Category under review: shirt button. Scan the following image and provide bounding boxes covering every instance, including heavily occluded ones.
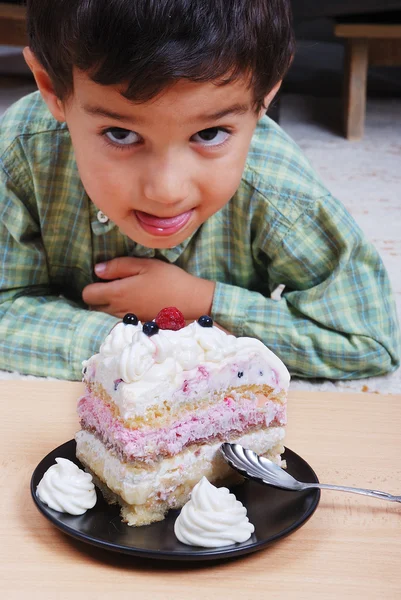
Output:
[97,210,109,224]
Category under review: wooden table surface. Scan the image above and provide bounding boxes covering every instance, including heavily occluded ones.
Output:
[1,381,400,600]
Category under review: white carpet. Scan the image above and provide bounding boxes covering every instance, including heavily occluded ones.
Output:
[0,86,400,392]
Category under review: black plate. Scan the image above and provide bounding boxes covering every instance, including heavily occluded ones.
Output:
[31,440,320,561]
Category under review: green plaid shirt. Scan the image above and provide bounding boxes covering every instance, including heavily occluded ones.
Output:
[0,92,399,380]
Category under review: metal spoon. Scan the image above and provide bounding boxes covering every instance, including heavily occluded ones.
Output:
[220,443,401,503]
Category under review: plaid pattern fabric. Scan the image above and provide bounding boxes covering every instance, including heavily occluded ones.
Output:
[0,92,399,380]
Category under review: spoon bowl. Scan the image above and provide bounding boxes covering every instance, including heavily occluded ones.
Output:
[220,443,401,503]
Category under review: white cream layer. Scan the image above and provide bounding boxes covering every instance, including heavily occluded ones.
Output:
[83,320,290,420]
[75,427,285,506]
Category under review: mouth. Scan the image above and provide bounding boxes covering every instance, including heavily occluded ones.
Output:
[134,209,194,236]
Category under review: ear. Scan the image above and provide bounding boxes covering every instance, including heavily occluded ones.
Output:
[258,80,282,119]
[23,47,66,122]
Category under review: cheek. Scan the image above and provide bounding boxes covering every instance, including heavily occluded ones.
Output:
[72,143,132,203]
[67,124,123,186]
[77,156,116,193]
[199,165,244,215]
[206,143,250,198]
[76,159,134,217]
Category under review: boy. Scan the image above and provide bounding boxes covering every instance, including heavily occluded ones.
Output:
[0,0,399,381]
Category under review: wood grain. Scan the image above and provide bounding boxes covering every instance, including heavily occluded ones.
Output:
[335,21,401,140]
[343,38,369,140]
[335,24,401,39]
[1,382,400,600]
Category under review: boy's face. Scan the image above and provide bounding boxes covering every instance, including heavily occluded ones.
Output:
[56,72,270,249]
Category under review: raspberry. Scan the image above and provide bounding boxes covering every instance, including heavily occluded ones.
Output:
[155,307,186,331]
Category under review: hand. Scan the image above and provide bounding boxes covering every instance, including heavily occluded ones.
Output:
[82,257,216,322]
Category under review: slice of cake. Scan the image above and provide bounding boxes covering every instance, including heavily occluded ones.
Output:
[75,308,290,526]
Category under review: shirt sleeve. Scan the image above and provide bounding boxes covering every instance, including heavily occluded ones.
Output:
[0,167,119,380]
[211,193,400,379]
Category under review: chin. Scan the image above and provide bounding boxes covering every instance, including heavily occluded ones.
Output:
[126,229,189,250]
[148,234,189,249]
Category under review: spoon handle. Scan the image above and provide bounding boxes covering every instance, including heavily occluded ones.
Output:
[302,482,401,502]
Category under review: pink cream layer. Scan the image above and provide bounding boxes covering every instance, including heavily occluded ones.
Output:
[78,394,286,463]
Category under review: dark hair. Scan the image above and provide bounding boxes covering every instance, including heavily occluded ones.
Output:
[26,0,294,110]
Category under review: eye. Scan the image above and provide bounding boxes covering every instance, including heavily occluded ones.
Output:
[103,128,140,146]
[191,127,230,146]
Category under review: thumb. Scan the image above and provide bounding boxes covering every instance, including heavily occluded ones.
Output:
[94,256,148,280]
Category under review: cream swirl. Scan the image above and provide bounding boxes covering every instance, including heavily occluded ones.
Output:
[190,322,238,362]
[174,336,204,370]
[100,321,142,357]
[152,330,176,364]
[118,330,155,381]
[174,477,255,547]
[114,320,289,388]
[36,458,97,515]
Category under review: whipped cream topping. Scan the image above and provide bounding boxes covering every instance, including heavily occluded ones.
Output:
[100,321,142,357]
[174,477,255,547]
[36,458,97,515]
[83,319,290,419]
[113,321,289,385]
[116,323,235,382]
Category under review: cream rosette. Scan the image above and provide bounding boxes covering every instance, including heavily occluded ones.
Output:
[36,458,97,515]
[174,477,255,547]
[100,321,142,357]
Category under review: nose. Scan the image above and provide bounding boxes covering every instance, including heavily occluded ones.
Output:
[142,153,190,205]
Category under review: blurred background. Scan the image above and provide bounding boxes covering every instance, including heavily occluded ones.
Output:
[0,1,400,392]
[1,2,400,124]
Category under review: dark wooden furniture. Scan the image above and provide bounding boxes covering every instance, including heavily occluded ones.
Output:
[0,3,27,46]
[292,1,401,20]
[1,2,400,140]
[335,20,401,140]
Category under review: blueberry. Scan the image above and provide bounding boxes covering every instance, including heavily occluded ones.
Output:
[143,321,159,336]
[123,313,139,325]
[197,315,213,328]
[237,371,244,378]
[114,378,123,391]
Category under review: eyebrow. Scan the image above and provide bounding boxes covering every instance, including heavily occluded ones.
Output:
[82,102,250,124]
[82,104,135,122]
[197,103,250,121]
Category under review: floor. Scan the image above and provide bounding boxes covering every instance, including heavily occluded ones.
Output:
[281,94,401,394]
[0,48,400,393]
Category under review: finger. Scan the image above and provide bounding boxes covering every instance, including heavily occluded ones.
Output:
[83,277,140,309]
[94,256,150,280]
[82,281,114,306]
